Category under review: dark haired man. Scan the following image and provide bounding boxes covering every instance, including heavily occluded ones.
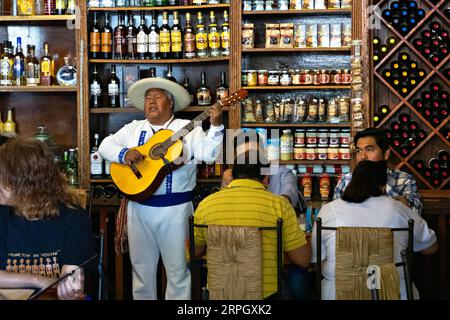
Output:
[333,128,422,214]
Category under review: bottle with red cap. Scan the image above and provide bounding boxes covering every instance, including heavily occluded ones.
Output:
[413,159,425,173]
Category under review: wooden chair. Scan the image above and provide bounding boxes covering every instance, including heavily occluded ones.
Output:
[188,216,283,300]
[315,217,414,300]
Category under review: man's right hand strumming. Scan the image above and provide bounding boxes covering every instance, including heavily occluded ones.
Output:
[124,150,146,165]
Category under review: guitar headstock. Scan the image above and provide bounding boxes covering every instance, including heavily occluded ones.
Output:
[220,90,248,106]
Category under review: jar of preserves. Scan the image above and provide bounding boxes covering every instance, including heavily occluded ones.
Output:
[317,144,328,160]
[304,70,313,85]
[319,69,331,84]
[313,70,321,85]
[295,129,306,144]
[340,129,351,144]
[268,71,280,85]
[294,144,306,160]
[340,144,350,160]
[306,144,317,160]
[317,129,329,145]
[329,129,340,145]
[306,128,318,144]
[278,0,289,10]
[333,69,342,84]
[280,70,292,86]
[247,70,258,86]
[319,174,331,199]
[254,0,265,11]
[258,70,269,86]
[327,144,340,160]
[341,69,352,84]
[243,0,253,11]
[292,69,301,85]
[265,0,276,10]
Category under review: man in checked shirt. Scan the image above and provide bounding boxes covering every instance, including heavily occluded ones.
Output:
[333,128,423,215]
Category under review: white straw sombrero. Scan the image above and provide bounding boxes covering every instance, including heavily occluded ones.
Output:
[127,77,191,112]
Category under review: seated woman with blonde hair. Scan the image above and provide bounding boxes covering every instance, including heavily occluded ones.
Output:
[0,138,95,300]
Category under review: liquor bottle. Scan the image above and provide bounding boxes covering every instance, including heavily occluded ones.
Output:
[40,42,54,86]
[390,120,401,131]
[116,0,129,6]
[398,52,409,62]
[0,41,13,86]
[148,12,160,60]
[171,11,183,59]
[382,9,392,21]
[149,67,157,77]
[408,121,419,131]
[184,12,196,59]
[372,36,381,48]
[55,0,66,15]
[3,109,16,133]
[197,71,211,106]
[380,105,390,118]
[100,0,114,6]
[66,0,76,14]
[437,149,449,166]
[107,65,120,108]
[66,148,78,186]
[430,113,441,126]
[208,11,221,57]
[408,137,418,149]
[399,112,410,124]
[25,45,40,86]
[13,37,25,86]
[423,167,432,181]
[126,12,138,60]
[104,136,113,177]
[56,56,77,86]
[421,107,432,118]
[183,76,195,105]
[221,10,230,56]
[429,157,440,170]
[373,113,381,126]
[164,65,177,83]
[137,11,149,60]
[160,11,171,59]
[413,159,425,172]
[216,71,229,101]
[101,13,113,59]
[430,82,441,93]
[90,65,102,108]
[386,36,397,48]
[91,133,103,177]
[195,12,208,58]
[103,184,117,198]
[382,69,392,80]
[399,143,409,157]
[45,0,55,15]
[114,13,127,60]
[90,12,101,59]
[88,0,100,7]
[390,1,400,10]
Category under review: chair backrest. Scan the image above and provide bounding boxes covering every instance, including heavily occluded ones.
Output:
[189,216,283,300]
[315,217,414,300]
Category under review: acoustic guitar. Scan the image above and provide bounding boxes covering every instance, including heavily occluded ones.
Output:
[110,90,248,202]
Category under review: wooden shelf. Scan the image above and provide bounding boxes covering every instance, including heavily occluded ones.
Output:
[88,4,230,11]
[242,9,352,15]
[90,106,230,113]
[242,122,351,128]
[242,85,351,90]
[243,47,351,53]
[0,86,77,92]
[0,15,76,21]
[89,56,229,64]
[277,160,350,165]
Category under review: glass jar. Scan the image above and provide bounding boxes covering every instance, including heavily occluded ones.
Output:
[313,70,321,85]
[247,70,258,86]
[318,69,331,84]
[243,0,253,11]
[317,129,329,145]
[317,144,328,160]
[329,129,340,145]
[333,69,342,84]
[295,129,306,144]
[254,0,265,10]
[258,70,269,86]
[242,70,248,86]
[292,69,301,85]
[280,70,292,86]
[340,129,351,144]
[327,144,340,160]
[265,0,276,10]
[341,69,352,84]
[306,128,318,144]
[306,144,317,160]
[294,144,306,160]
[278,0,289,10]
[340,144,350,160]
[268,71,280,85]
[304,70,313,85]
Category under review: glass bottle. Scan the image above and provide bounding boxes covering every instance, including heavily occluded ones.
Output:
[148,11,160,60]
[13,37,26,86]
[3,109,16,133]
[35,0,45,14]
[183,12,196,59]
[44,0,55,15]
[142,0,157,6]
[40,42,54,86]
[56,56,77,86]
[101,12,113,59]
[91,133,104,177]
[100,0,114,7]
[171,11,183,59]
[280,129,293,161]
[107,65,120,108]
[0,41,14,87]
[90,65,102,108]
[195,12,208,58]
[90,12,101,59]
[88,0,100,7]
[149,67,157,77]
[160,11,171,59]
[221,10,230,56]
[55,0,66,15]
[183,76,195,105]
[116,0,130,6]
[197,71,211,106]
[216,71,229,101]
[164,64,177,83]
[208,11,221,57]
[17,0,35,15]
[66,148,78,186]
[114,12,127,60]
[25,45,40,86]
[126,11,137,60]
[66,0,76,14]
[137,11,149,60]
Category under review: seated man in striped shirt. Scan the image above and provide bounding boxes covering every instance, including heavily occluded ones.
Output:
[193,142,311,299]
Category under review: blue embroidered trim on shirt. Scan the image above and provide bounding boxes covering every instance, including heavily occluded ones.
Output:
[137,191,193,207]
[166,173,173,194]
[118,148,129,164]
[138,131,147,146]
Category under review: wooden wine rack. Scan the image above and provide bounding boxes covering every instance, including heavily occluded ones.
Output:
[370,0,450,192]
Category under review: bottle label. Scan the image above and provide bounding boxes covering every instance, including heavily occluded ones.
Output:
[13,59,24,80]
[137,31,148,53]
[160,31,171,53]
[90,32,101,53]
[41,61,50,74]
[100,0,114,7]
[56,0,66,9]
[221,31,230,49]
[108,83,119,95]
[90,152,103,175]
[208,31,220,49]
[216,88,229,101]
[0,60,12,77]
[171,30,182,52]
[101,33,112,53]
[196,33,208,50]
[148,32,160,53]
[88,0,100,6]
[197,89,211,105]
[184,33,196,56]
[280,139,293,153]
[90,83,101,96]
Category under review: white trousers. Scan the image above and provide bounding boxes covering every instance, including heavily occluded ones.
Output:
[127,201,192,300]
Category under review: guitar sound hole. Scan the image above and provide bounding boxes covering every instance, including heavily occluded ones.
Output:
[150,144,166,160]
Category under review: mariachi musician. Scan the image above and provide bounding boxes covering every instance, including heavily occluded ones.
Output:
[98,78,224,300]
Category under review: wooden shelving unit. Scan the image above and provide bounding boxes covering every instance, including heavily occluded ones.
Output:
[242,47,351,53]
[0,15,76,21]
[278,160,350,165]
[242,9,352,15]
[242,122,351,128]
[90,56,230,64]
[0,86,77,92]
[87,4,230,11]
[90,106,230,113]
